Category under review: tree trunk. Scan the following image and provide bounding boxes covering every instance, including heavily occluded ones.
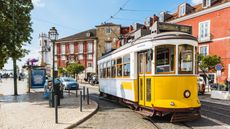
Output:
[13,58,18,96]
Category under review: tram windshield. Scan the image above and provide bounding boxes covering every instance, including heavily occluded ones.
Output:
[155,45,175,74]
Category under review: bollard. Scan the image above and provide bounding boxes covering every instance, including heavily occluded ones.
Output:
[83,86,85,100]
[80,91,82,112]
[55,95,58,123]
[87,88,89,105]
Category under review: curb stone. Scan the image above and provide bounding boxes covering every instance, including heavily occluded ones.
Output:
[65,101,99,129]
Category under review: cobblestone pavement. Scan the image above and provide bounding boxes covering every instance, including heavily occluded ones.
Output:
[0,79,97,129]
[74,83,230,129]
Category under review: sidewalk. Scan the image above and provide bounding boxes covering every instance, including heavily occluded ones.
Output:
[0,79,98,129]
[199,92,230,106]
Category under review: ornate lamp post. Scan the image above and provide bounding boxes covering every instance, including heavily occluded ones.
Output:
[48,27,58,93]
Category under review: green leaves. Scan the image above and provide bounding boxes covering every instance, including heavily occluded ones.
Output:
[198,54,222,72]
[0,0,33,68]
[66,63,85,75]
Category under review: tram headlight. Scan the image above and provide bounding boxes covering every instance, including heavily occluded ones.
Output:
[184,90,191,98]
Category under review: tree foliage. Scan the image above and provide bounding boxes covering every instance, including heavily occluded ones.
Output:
[66,63,85,76]
[58,67,66,76]
[0,0,33,68]
[198,54,222,78]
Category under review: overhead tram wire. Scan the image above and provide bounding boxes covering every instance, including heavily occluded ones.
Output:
[110,17,143,22]
[120,8,155,13]
[104,0,131,23]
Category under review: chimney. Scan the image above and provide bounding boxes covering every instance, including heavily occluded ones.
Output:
[152,15,159,24]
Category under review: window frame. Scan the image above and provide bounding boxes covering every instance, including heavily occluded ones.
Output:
[178,44,194,74]
[199,45,209,56]
[105,27,112,34]
[203,0,211,8]
[61,44,65,55]
[155,45,176,74]
[123,54,131,77]
[78,43,83,54]
[179,3,186,17]
[69,43,74,54]
[198,20,210,42]
[107,61,111,78]
[88,42,93,53]
[111,60,116,78]
[116,57,123,77]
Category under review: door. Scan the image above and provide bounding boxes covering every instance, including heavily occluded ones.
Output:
[138,50,152,107]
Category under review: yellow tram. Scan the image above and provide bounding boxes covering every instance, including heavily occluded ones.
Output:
[98,22,201,122]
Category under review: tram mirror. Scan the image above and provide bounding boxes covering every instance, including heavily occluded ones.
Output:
[147,49,153,60]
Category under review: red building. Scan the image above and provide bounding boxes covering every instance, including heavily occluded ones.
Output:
[55,29,97,77]
[163,0,230,83]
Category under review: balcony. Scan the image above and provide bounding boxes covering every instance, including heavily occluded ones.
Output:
[198,34,212,43]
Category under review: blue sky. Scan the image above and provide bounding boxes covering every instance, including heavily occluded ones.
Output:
[4,0,202,70]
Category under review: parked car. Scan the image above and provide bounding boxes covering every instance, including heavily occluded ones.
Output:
[197,77,205,94]
[59,77,79,90]
[210,83,227,91]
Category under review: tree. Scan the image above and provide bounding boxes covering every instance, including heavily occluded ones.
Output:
[58,67,66,77]
[198,54,222,79]
[0,0,33,95]
[66,63,85,78]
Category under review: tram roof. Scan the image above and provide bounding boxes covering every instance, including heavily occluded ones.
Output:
[99,31,197,60]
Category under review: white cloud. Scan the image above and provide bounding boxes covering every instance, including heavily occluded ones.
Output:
[32,0,45,7]
[191,0,203,5]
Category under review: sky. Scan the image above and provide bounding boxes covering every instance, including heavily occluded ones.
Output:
[3,0,202,70]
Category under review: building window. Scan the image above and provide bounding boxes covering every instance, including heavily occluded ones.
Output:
[100,64,103,78]
[61,55,66,60]
[105,27,112,34]
[88,62,92,67]
[70,43,74,54]
[199,45,208,56]
[105,42,112,52]
[61,44,65,54]
[116,58,122,77]
[88,54,92,60]
[78,43,83,53]
[88,42,93,53]
[203,0,211,8]
[178,44,193,74]
[107,61,111,78]
[199,20,210,42]
[179,4,186,17]
[156,45,175,74]
[111,60,116,78]
[78,54,83,60]
[123,54,130,77]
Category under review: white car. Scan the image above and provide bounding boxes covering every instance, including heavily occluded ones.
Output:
[197,77,205,94]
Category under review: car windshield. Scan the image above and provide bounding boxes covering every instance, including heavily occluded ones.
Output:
[63,78,75,82]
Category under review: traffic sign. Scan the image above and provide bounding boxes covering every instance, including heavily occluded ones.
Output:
[215,63,223,71]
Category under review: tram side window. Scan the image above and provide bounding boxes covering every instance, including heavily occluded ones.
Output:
[107,61,111,78]
[100,64,103,78]
[111,60,116,78]
[123,54,130,77]
[103,63,107,78]
[155,45,175,74]
[178,44,193,74]
[117,58,122,77]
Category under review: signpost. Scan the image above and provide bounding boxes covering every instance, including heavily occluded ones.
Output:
[215,64,223,91]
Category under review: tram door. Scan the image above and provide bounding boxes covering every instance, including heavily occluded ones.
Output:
[138,50,152,107]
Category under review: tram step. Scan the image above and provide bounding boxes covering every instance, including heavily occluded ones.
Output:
[171,111,201,123]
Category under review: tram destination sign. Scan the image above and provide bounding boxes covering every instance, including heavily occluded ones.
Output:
[157,22,192,34]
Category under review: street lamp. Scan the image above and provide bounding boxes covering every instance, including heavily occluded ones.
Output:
[49,27,58,92]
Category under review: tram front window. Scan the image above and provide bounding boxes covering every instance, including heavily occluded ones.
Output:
[178,44,193,74]
[155,45,175,74]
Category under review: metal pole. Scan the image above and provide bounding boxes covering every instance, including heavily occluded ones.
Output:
[52,40,55,95]
[87,88,89,105]
[55,95,58,123]
[83,86,85,100]
[80,91,82,112]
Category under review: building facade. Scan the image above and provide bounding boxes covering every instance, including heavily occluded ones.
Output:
[166,0,230,83]
[39,33,52,75]
[55,29,97,77]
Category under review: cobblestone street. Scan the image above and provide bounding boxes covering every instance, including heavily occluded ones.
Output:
[0,79,97,129]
